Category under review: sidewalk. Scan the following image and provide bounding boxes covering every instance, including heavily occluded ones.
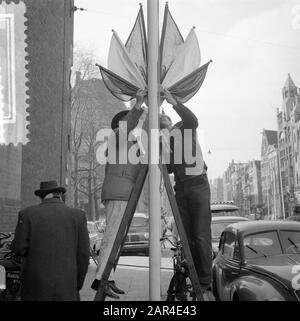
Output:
[80,248,213,301]
[80,249,174,301]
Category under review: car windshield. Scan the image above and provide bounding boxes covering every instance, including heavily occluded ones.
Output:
[212,221,240,240]
[131,217,148,227]
[280,230,300,254]
[244,231,282,259]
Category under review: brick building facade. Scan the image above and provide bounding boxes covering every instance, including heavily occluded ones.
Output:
[0,0,74,231]
[277,74,300,217]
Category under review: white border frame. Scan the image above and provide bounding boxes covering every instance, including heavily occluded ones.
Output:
[0,13,16,123]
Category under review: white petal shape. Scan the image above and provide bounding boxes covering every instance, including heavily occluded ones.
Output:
[108,30,146,89]
[162,28,201,89]
[160,3,184,82]
[125,5,147,82]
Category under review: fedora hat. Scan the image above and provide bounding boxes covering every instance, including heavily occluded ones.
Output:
[111,110,129,130]
[34,180,66,197]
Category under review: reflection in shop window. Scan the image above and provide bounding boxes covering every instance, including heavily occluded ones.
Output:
[0,2,28,145]
[0,13,16,123]
[0,1,27,232]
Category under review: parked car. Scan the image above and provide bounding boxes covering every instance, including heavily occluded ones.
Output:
[121,213,149,256]
[87,221,103,255]
[212,220,300,301]
[211,216,249,259]
[211,202,240,217]
[286,215,300,222]
[248,213,263,220]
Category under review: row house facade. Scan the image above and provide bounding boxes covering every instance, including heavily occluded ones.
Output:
[223,161,241,203]
[222,75,299,220]
[277,74,300,217]
[261,129,283,219]
[223,160,263,217]
[245,160,263,216]
[211,177,224,203]
[223,161,246,214]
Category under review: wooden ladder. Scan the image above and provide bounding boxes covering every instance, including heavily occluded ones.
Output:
[93,164,204,301]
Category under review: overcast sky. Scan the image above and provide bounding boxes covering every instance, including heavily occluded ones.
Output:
[74,0,300,180]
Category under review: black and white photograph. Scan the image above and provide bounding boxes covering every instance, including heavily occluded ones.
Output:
[0,0,300,308]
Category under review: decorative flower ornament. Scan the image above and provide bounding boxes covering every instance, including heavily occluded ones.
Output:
[97,3,212,105]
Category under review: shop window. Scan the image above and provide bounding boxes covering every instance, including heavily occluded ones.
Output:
[0,2,28,145]
[0,2,28,232]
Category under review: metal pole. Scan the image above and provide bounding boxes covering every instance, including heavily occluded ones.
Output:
[147,0,161,300]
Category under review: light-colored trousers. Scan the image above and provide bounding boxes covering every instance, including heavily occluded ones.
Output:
[95,200,127,281]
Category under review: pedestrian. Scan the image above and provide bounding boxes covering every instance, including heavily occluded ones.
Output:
[286,205,300,222]
[91,89,147,299]
[11,180,90,301]
[160,89,212,293]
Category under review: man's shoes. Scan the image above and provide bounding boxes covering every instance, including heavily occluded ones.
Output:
[109,281,125,295]
[104,285,120,299]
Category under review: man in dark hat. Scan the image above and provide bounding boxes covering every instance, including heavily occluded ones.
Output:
[92,89,148,299]
[286,205,300,222]
[11,181,90,301]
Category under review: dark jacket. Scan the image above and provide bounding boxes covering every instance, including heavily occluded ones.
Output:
[101,106,147,202]
[167,102,205,182]
[11,198,90,301]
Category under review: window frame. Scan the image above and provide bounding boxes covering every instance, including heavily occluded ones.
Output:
[278,229,300,254]
[242,229,283,260]
[221,231,240,262]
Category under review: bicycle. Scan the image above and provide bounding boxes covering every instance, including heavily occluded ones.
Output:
[161,236,196,301]
[0,232,22,301]
[89,246,99,266]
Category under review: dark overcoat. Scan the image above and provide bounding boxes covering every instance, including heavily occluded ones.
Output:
[11,198,90,301]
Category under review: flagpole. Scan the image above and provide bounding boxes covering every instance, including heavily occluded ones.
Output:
[147,0,161,300]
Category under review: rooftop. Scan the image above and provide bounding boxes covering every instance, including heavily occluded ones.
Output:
[226,220,300,235]
[211,203,239,212]
[212,216,249,222]
[264,130,278,146]
[284,73,297,90]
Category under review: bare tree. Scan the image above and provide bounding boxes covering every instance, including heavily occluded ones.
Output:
[70,47,104,220]
[75,97,105,220]
[71,47,99,85]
